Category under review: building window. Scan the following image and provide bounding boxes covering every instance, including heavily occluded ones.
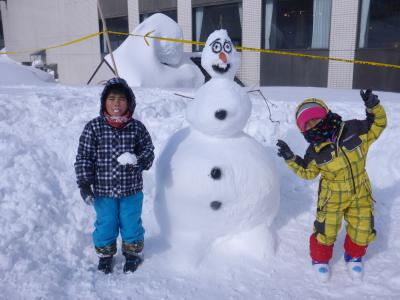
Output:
[192,3,242,52]
[359,0,400,49]
[99,16,129,56]
[140,10,177,23]
[0,12,4,49]
[262,0,331,49]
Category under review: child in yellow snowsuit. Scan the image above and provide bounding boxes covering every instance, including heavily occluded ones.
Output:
[276,89,386,281]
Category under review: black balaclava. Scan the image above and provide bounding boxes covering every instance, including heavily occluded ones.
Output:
[303,111,342,146]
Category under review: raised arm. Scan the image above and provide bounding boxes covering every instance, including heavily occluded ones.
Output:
[358,89,387,148]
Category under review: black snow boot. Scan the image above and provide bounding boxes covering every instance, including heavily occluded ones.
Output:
[123,254,143,273]
[97,256,113,274]
[122,240,144,273]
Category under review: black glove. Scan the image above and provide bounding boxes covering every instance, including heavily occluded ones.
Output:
[360,89,380,109]
[276,139,295,161]
[79,184,94,206]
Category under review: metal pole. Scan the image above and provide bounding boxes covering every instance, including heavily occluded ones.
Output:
[97,0,119,77]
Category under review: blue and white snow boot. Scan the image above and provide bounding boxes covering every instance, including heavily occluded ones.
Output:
[312,260,330,283]
[344,253,363,280]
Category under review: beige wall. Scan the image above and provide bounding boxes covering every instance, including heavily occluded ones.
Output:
[240,0,261,86]
[128,0,140,33]
[177,0,192,52]
[1,0,102,85]
[327,0,360,89]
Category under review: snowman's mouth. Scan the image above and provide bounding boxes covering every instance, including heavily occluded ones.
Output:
[212,63,231,74]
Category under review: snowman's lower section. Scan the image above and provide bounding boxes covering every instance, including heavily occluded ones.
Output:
[163,224,275,269]
[155,128,280,268]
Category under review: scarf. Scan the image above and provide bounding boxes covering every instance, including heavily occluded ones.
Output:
[104,111,132,128]
[303,111,342,146]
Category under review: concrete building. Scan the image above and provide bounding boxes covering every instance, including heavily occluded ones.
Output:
[1,0,399,91]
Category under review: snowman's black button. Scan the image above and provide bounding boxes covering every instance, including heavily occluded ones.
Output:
[210,201,222,210]
[215,110,227,120]
[210,167,222,179]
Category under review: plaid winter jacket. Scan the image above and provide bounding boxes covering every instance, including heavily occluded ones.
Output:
[286,102,386,188]
[75,116,155,198]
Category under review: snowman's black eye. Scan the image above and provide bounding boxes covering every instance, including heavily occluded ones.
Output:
[212,41,222,53]
[223,42,232,53]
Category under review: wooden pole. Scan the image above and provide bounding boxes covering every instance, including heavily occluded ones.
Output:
[97,0,119,77]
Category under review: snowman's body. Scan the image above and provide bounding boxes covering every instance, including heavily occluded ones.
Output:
[156,129,279,264]
[155,30,280,267]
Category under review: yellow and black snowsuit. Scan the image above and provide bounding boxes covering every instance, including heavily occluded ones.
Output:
[286,99,387,247]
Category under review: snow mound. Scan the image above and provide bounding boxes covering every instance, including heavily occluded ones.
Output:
[0,50,55,85]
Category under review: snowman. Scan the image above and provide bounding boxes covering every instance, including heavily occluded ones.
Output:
[155,30,280,267]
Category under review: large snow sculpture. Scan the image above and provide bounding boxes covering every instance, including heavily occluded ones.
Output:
[106,13,204,88]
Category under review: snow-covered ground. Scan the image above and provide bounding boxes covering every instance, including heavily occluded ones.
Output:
[0,82,399,299]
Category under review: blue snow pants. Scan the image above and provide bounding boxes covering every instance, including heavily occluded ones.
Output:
[93,192,145,248]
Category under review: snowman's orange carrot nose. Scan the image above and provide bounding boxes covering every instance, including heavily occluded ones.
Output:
[219,52,227,64]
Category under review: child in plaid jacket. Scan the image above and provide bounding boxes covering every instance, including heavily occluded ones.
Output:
[75,77,154,274]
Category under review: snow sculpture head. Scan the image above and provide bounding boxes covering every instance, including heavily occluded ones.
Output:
[149,13,184,66]
[131,13,183,66]
[201,29,240,80]
[186,78,251,137]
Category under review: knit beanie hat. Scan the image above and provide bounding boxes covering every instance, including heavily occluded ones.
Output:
[296,101,328,132]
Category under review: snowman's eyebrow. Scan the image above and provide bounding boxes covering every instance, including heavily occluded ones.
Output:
[210,38,221,45]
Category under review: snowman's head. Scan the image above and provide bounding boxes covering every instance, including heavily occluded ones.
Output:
[201,29,240,80]
[186,78,251,137]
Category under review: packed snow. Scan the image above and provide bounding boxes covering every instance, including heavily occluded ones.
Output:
[117,152,138,166]
[106,13,204,88]
[1,79,400,299]
[0,50,54,85]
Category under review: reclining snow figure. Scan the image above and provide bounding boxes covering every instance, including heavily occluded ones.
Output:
[106,13,203,88]
[155,29,280,268]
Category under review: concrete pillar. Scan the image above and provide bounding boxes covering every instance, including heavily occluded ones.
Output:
[240,0,262,87]
[327,0,360,89]
[177,0,192,52]
[127,0,140,33]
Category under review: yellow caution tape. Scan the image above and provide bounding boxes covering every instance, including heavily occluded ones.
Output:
[133,30,400,69]
[0,31,105,55]
[1,29,399,70]
[236,46,400,70]
[107,30,205,46]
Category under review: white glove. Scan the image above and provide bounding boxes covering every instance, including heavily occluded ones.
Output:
[117,152,137,166]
